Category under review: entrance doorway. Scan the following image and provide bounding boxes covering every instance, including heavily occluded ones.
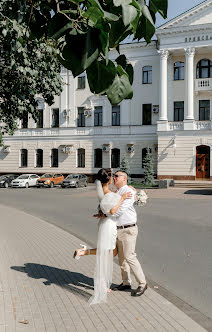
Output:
[196,145,210,179]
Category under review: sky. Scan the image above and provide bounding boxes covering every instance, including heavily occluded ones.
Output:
[156,0,206,27]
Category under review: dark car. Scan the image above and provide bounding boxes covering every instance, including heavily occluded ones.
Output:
[0,174,19,188]
[61,174,88,188]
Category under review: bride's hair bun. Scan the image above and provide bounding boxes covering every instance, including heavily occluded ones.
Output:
[97,168,112,184]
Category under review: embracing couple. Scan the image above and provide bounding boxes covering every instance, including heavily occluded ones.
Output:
[73,168,147,305]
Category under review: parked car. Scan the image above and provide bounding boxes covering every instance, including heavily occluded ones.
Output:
[0,174,19,188]
[61,174,88,188]
[11,174,40,188]
[37,173,64,188]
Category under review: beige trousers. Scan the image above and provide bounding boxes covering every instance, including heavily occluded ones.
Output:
[116,225,146,287]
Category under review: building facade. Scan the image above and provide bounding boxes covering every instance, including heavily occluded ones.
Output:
[1,0,212,180]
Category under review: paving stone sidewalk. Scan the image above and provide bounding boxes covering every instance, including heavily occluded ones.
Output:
[0,204,207,332]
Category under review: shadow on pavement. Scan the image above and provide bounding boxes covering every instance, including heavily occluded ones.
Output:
[11,263,93,300]
[184,189,212,195]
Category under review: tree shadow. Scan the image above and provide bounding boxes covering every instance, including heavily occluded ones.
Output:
[184,189,212,195]
[11,263,93,300]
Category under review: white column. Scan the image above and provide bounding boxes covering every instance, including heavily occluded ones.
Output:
[185,47,195,120]
[158,50,169,121]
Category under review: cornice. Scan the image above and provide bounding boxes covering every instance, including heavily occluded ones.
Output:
[157,0,212,30]
[156,23,212,37]
[119,41,157,51]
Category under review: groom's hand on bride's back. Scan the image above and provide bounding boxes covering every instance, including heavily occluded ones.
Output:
[93,211,105,219]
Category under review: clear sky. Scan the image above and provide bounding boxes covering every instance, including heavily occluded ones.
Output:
[156,0,206,27]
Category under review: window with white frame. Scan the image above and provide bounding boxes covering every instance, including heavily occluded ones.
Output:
[199,100,210,120]
[94,106,103,126]
[77,107,85,127]
[174,102,184,121]
[111,148,120,168]
[52,108,59,128]
[142,104,152,125]
[20,149,28,167]
[78,148,85,167]
[78,72,86,89]
[36,149,43,167]
[36,110,43,128]
[94,149,102,168]
[112,106,120,126]
[174,62,184,80]
[142,66,152,84]
[197,59,212,79]
[51,149,58,167]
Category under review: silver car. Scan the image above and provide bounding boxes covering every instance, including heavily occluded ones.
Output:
[61,174,88,188]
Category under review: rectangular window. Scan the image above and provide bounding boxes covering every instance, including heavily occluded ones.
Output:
[78,149,85,168]
[78,74,86,89]
[199,100,210,120]
[36,110,43,128]
[142,66,152,84]
[94,106,103,126]
[94,149,102,168]
[142,104,152,125]
[77,107,85,127]
[112,106,120,126]
[52,108,59,128]
[20,149,28,167]
[21,112,28,129]
[174,101,184,121]
[51,149,58,167]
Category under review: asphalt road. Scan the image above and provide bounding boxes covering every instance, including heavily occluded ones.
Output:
[0,186,212,325]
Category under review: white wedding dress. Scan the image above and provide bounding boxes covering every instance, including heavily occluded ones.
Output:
[89,181,121,305]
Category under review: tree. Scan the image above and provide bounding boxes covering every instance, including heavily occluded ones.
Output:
[120,154,131,184]
[143,148,155,186]
[0,0,167,134]
[0,0,63,135]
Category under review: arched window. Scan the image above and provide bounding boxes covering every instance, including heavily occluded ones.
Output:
[51,149,58,167]
[174,62,184,80]
[36,149,43,168]
[20,149,28,167]
[142,66,152,84]
[78,148,85,168]
[196,59,212,79]
[111,148,120,168]
[94,149,102,168]
[142,148,152,168]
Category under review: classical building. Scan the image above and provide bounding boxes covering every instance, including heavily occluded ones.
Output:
[1,0,212,180]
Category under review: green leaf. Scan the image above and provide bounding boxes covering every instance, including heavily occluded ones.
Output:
[86,59,116,94]
[150,0,168,19]
[89,0,119,21]
[48,13,70,38]
[122,4,138,26]
[59,28,100,77]
[106,73,133,105]
[113,0,131,6]
[82,7,103,27]
[135,14,155,42]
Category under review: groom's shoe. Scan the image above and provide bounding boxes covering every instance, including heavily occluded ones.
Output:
[112,283,131,291]
[132,284,148,297]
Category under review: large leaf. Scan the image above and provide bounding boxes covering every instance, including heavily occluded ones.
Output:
[135,14,155,42]
[86,59,116,94]
[89,0,119,21]
[59,28,100,77]
[109,19,132,48]
[115,55,134,84]
[106,73,133,105]
[150,0,168,19]
[122,3,138,26]
[81,7,103,27]
[48,13,70,38]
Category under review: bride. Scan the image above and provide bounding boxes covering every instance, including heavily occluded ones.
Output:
[73,168,132,305]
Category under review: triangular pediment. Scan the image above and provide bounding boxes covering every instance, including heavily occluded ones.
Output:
[157,0,212,30]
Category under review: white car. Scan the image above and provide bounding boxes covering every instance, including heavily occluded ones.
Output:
[11,174,40,188]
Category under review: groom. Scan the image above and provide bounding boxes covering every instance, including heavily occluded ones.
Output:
[112,171,147,296]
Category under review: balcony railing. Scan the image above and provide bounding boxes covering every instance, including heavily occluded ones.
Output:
[169,122,184,131]
[194,121,211,130]
[195,78,212,91]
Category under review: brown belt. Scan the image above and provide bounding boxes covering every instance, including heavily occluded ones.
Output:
[117,224,136,229]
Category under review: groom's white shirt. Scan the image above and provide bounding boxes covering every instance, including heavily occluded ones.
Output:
[113,185,137,226]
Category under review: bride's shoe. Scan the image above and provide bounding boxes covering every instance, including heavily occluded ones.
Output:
[73,244,87,260]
